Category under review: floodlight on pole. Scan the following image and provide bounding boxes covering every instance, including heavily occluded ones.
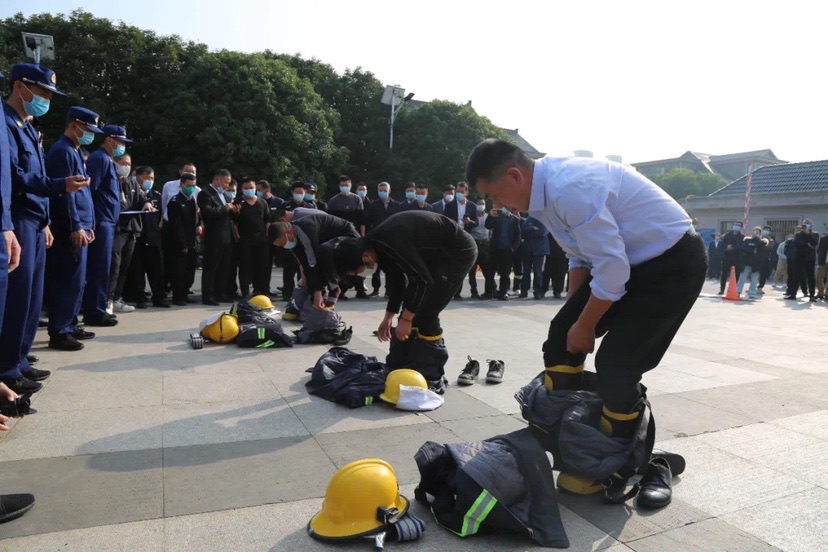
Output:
[21,32,55,65]
[381,85,414,149]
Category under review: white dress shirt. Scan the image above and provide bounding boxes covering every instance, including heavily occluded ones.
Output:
[456,200,467,224]
[528,156,691,301]
[162,179,201,220]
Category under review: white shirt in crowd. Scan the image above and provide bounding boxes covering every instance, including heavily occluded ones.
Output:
[528,156,691,302]
[455,200,467,224]
[161,179,201,220]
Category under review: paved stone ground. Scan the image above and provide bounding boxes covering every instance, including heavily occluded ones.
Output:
[1,273,826,551]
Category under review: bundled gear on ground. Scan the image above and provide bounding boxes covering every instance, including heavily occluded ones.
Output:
[306,347,389,408]
[236,319,294,348]
[294,306,353,346]
[386,329,448,392]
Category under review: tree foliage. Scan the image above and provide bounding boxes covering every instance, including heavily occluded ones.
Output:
[653,168,728,200]
[1,10,512,198]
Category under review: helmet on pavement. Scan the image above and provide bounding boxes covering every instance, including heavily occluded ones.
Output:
[379,369,428,405]
[249,294,275,310]
[308,458,409,540]
[200,313,240,344]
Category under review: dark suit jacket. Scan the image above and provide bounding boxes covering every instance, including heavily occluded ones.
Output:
[443,200,479,232]
[197,184,233,244]
[167,192,198,251]
[363,199,401,232]
[292,213,360,293]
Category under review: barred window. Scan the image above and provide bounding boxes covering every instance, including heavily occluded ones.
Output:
[765,219,798,240]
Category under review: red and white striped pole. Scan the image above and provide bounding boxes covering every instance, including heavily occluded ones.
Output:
[742,162,754,231]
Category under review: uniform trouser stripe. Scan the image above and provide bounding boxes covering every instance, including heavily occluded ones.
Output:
[460,490,498,536]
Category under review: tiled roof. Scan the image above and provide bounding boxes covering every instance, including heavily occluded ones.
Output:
[504,128,544,158]
[709,159,828,196]
[709,149,781,163]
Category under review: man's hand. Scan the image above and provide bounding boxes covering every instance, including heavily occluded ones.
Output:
[726,245,733,251]
[377,312,394,342]
[71,229,89,248]
[88,229,96,244]
[0,382,18,403]
[64,175,90,192]
[4,231,20,272]
[312,291,325,310]
[44,225,54,249]
[395,316,413,342]
[566,320,596,355]
[196,226,204,238]
[142,202,156,212]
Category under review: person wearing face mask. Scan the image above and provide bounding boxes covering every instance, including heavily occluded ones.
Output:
[735,226,766,299]
[166,173,199,306]
[44,107,101,352]
[233,177,271,297]
[361,182,401,296]
[792,219,818,301]
[197,169,237,306]
[402,183,417,207]
[356,183,370,205]
[223,179,243,300]
[485,205,522,300]
[443,182,478,299]
[82,124,134,327]
[1,68,94,385]
[468,199,492,299]
[327,175,364,229]
[275,182,314,299]
[719,222,744,295]
[431,184,456,215]
[268,212,360,309]
[328,211,478,392]
[774,233,792,287]
[126,167,168,309]
[304,182,327,213]
[402,184,434,212]
[109,162,157,314]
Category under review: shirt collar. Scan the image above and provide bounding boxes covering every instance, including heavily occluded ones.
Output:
[528,159,545,213]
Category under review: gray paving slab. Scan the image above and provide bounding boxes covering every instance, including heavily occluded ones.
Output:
[30,371,163,411]
[314,423,459,485]
[423,387,505,422]
[648,394,757,438]
[163,435,336,517]
[162,372,281,405]
[692,421,821,459]
[0,519,164,551]
[770,409,828,439]
[0,405,163,461]
[0,449,163,538]
[626,518,782,551]
[441,413,528,442]
[723,487,828,552]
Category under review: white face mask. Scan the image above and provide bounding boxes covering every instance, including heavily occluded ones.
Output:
[116,164,131,178]
[361,260,378,279]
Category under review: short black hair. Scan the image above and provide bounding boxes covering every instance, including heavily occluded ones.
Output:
[443,184,456,192]
[330,237,367,275]
[214,169,231,179]
[136,166,154,177]
[180,173,196,183]
[268,222,291,242]
[181,162,196,170]
[465,139,532,186]
[273,208,289,221]
[405,182,416,190]
[290,181,305,191]
[257,180,271,191]
[240,176,256,185]
[338,175,351,183]
[415,183,428,191]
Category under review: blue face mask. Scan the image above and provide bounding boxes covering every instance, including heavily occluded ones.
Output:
[762,230,770,237]
[256,191,264,198]
[416,194,426,203]
[378,191,389,200]
[357,190,367,199]
[339,186,351,194]
[284,238,298,250]
[224,190,235,200]
[304,193,314,202]
[113,144,126,157]
[243,189,256,198]
[805,224,812,230]
[293,193,304,202]
[405,191,415,200]
[455,192,466,202]
[78,130,95,146]
[501,207,509,215]
[23,87,50,117]
[141,180,153,192]
[732,225,741,232]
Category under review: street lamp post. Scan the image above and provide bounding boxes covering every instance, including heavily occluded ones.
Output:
[380,85,414,149]
[21,32,56,64]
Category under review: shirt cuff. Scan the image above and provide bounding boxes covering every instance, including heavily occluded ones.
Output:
[589,278,626,302]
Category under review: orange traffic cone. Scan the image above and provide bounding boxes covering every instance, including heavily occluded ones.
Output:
[722,266,741,302]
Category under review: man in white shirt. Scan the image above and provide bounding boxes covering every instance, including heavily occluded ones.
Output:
[161,163,199,221]
[467,139,705,497]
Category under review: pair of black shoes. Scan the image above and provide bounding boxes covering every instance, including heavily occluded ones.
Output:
[1,364,51,394]
[457,357,505,386]
[0,494,35,524]
[603,450,683,509]
[84,313,118,327]
[48,327,96,351]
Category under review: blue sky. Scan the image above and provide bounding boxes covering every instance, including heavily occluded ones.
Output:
[4,0,826,164]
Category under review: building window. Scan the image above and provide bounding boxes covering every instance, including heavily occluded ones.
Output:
[765,219,798,240]
[720,220,740,234]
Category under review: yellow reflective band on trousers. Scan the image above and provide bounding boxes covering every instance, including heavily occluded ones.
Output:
[460,490,498,536]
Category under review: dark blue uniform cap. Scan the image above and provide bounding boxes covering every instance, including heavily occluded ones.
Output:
[9,63,66,97]
[101,124,133,143]
[69,106,104,134]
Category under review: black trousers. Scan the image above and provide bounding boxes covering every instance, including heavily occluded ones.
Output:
[370,269,384,292]
[542,249,568,296]
[127,242,166,303]
[273,247,297,295]
[797,258,816,297]
[469,239,490,294]
[202,240,232,301]
[487,248,514,297]
[512,247,523,290]
[786,259,808,297]
[238,239,270,297]
[412,235,477,336]
[543,232,706,413]
[720,254,741,291]
[521,253,545,296]
[171,248,197,301]
[108,231,136,302]
[707,255,722,279]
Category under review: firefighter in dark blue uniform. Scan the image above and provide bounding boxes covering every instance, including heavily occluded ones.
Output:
[0,65,92,390]
[83,124,132,326]
[45,107,101,351]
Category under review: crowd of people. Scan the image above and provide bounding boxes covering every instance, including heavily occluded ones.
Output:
[707,220,827,301]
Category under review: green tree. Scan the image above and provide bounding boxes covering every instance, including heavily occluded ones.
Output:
[653,168,728,200]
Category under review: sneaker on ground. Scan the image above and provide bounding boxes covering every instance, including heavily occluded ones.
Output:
[113,299,135,313]
[457,356,480,386]
[485,359,505,383]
